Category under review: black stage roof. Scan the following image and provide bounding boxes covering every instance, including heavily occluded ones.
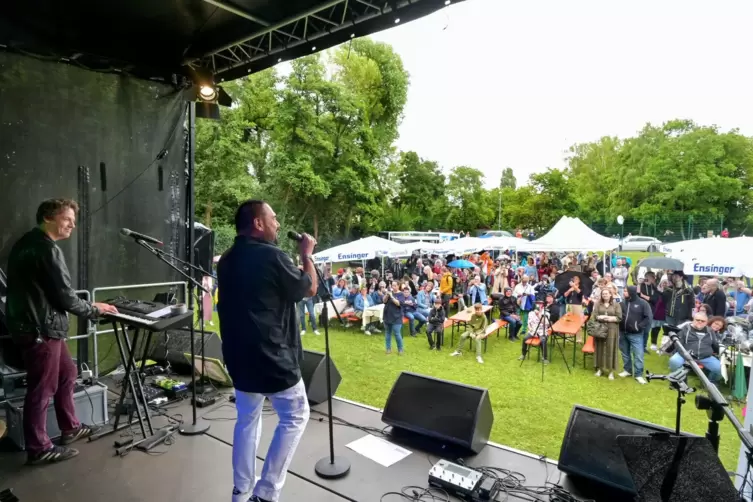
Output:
[0,0,464,84]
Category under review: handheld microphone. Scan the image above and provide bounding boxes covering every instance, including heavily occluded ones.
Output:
[120,228,164,246]
[287,230,303,242]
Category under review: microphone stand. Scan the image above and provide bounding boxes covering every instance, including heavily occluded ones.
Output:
[310,257,350,479]
[133,239,211,435]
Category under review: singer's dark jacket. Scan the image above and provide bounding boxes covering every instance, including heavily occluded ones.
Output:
[6,227,98,342]
[217,235,311,394]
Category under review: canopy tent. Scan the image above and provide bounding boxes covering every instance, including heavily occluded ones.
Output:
[387,241,445,257]
[313,236,402,263]
[434,237,488,255]
[663,237,753,277]
[481,236,531,251]
[521,216,620,252]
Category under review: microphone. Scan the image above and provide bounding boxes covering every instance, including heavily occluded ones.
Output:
[287,230,303,242]
[120,228,164,246]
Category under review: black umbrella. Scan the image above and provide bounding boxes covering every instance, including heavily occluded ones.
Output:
[554,271,594,299]
[637,256,684,271]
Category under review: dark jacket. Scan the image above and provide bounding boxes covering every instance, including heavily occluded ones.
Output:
[428,306,446,326]
[383,292,403,325]
[703,289,727,318]
[662,282,695,322]
[498,295,517,317]
[6,228,98,341]
[639,282,660,311]
[676,324,718,360]
[620,286,652,334]
[218,235,312,394]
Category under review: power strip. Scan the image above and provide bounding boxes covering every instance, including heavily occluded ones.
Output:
[193,396,217,408]
[428,460,498,501]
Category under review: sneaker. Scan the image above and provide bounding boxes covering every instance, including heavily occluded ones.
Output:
[476,356,484,364]
[618,371,631,378]
[314,330,321,336]
[594,369,602,377]
[636,376,647,385]
[608,372,615,380]
[450,351,461,357]
[364,330,371,336]
[60,424,98,445]
[372,328,381,333]
[650,344,657,351]
[385,350,391,355]
[518,355,525,361]
[27,445,79,465]
[542,359,550,365]
[301,330,306,336]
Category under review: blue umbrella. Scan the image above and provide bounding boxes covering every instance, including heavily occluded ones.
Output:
[448,259,475,269]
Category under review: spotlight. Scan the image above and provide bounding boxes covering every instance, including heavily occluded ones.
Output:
[350,33,355,38]
[278,58,282,63]
[394,18,400,24]
[198,85,218,101]
[311,46,317,51]
[444,0,451,4]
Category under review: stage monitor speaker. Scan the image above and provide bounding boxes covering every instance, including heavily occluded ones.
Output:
[381,371,493,454]
[557,405,698,498]
[193,222,215,281]
[147,329,223,369]
[300,349,341,405]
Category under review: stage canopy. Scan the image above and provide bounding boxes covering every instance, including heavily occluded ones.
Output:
[522,216,620,252]
[313,236,402,263]
[0,0,464,84]
[663,236,753,277]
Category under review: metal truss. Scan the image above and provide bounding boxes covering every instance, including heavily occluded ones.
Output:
[190,0,423,77]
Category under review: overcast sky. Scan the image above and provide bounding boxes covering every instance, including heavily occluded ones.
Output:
[366,0,753,187]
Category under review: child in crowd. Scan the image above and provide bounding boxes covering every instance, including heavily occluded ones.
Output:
[450,303,488,364]
[426,297,446,351]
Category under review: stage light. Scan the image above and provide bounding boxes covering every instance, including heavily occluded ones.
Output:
[198,85,218,101]
[278,58,282,63]
[445,0,451,4]
[394,18,400,24]
[350,33,355,38]
[311,46,317,51]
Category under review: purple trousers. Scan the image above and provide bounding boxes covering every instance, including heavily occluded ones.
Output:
[22,337,80,454]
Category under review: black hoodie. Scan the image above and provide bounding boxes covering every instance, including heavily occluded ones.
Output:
[620,286,653,334]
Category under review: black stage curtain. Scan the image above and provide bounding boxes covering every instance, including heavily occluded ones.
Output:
[0,51,187,290]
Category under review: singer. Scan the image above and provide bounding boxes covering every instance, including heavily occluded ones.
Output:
[6,198,118,465]
[218,200,317,502]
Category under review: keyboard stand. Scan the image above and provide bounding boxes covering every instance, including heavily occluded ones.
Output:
[90,321,164,453]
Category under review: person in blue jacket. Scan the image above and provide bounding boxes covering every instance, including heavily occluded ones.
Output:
[467,275,488,306]
[416,282,434,318]
[354,287,380,335]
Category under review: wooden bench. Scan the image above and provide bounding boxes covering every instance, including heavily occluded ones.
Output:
[459,320,506,353]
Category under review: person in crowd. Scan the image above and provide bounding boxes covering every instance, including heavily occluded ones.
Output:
[514,275,536,335]
[702,278,728,317]
[537,256,550,285]
[612,259,628,298]
[345,285,359,310]
[662,272,695,326]
[535,276,557,303]
[467,275,488,306]
[439,266,454,311]
[397,284,426,337]
[589,288,623,380]
[669,312,721,383]
[497,287,522,341]
[649,278,668,353]
[422,265,436,287]
[332,278,348,300]
[564,275,584,315]
[426,297,446,350]
[524,258,538,282]
[708,315,728,344]
[639,272,660,353]
[619,286,653,384]
[518,300,550,364]
[382,282,405,355]
[491,263,509,294]
[416,282,434,319]
[603,272,620,302]
[353,267,365,288]
[354,287,381,335]
[297,295,320,336]
[450,303,488,364]
[727,280,752,316]
[453,269,468,311]
[371,281,387,305]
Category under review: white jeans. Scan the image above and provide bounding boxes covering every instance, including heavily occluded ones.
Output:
[232,379,310,502]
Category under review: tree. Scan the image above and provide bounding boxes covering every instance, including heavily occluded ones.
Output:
[394,151,448,230]
[445,166,494,232]
[500,167,517,189]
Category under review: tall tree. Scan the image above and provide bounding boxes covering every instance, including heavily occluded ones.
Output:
[500,167,517,189]
[445,166,494,232]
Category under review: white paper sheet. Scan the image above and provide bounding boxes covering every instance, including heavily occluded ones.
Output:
[345,434,411,467]
[146,306,173,319]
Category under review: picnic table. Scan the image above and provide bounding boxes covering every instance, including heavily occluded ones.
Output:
[448,305,493,346]
[550,312,586,372]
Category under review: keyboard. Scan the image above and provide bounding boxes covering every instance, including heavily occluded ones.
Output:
[109,312,158,326]
[103,309,193,332]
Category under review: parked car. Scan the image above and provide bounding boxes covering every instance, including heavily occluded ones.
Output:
[479,230,515,238]
[619,235,662,252]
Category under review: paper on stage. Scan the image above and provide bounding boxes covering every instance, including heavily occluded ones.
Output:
[345,434,411,467]
[146,306,173,319]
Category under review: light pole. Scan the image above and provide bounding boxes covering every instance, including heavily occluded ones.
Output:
[617,215,624,249]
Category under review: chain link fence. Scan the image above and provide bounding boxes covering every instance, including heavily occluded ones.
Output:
[586,215,735,243]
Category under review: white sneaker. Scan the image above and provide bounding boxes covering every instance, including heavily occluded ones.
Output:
[372,328,381,333]
[608,372,615,380]
[301,330,306,336]
[314,330,321,336]
[636,377,647,385]
[650,344,657,351]
[594,369,602,377]
[364,330,371,336]
[476,356,484,364]
[618,371,631,378]
[450,351,461,357]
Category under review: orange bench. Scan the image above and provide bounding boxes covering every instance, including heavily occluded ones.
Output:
[520,336,542,363]
[582,335,595,368]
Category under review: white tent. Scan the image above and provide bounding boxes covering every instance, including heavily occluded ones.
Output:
[522,216,620,252]
[482,235,531,251]
[312,236,403,263]
[663,236,753,277]
[387,241,445,257]
[434,237,487,255]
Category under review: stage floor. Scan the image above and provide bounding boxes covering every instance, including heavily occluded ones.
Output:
[0,385,590,502]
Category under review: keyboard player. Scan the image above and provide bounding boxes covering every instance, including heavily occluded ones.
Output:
[5,198,118,465]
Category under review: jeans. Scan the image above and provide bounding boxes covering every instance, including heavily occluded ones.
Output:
[404,311,427,335]
[502,315,521,338]
[619,333,645,376]
[642,328,650,351]
[22,337,80,454]
[384,323,404,353]
[417,308,431,319]
[426,324,443,349]
[669,353,722,383]
[297,297,317,331]
[233,379,310,502]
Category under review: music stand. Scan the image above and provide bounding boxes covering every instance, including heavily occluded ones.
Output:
[616,435,737,502]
